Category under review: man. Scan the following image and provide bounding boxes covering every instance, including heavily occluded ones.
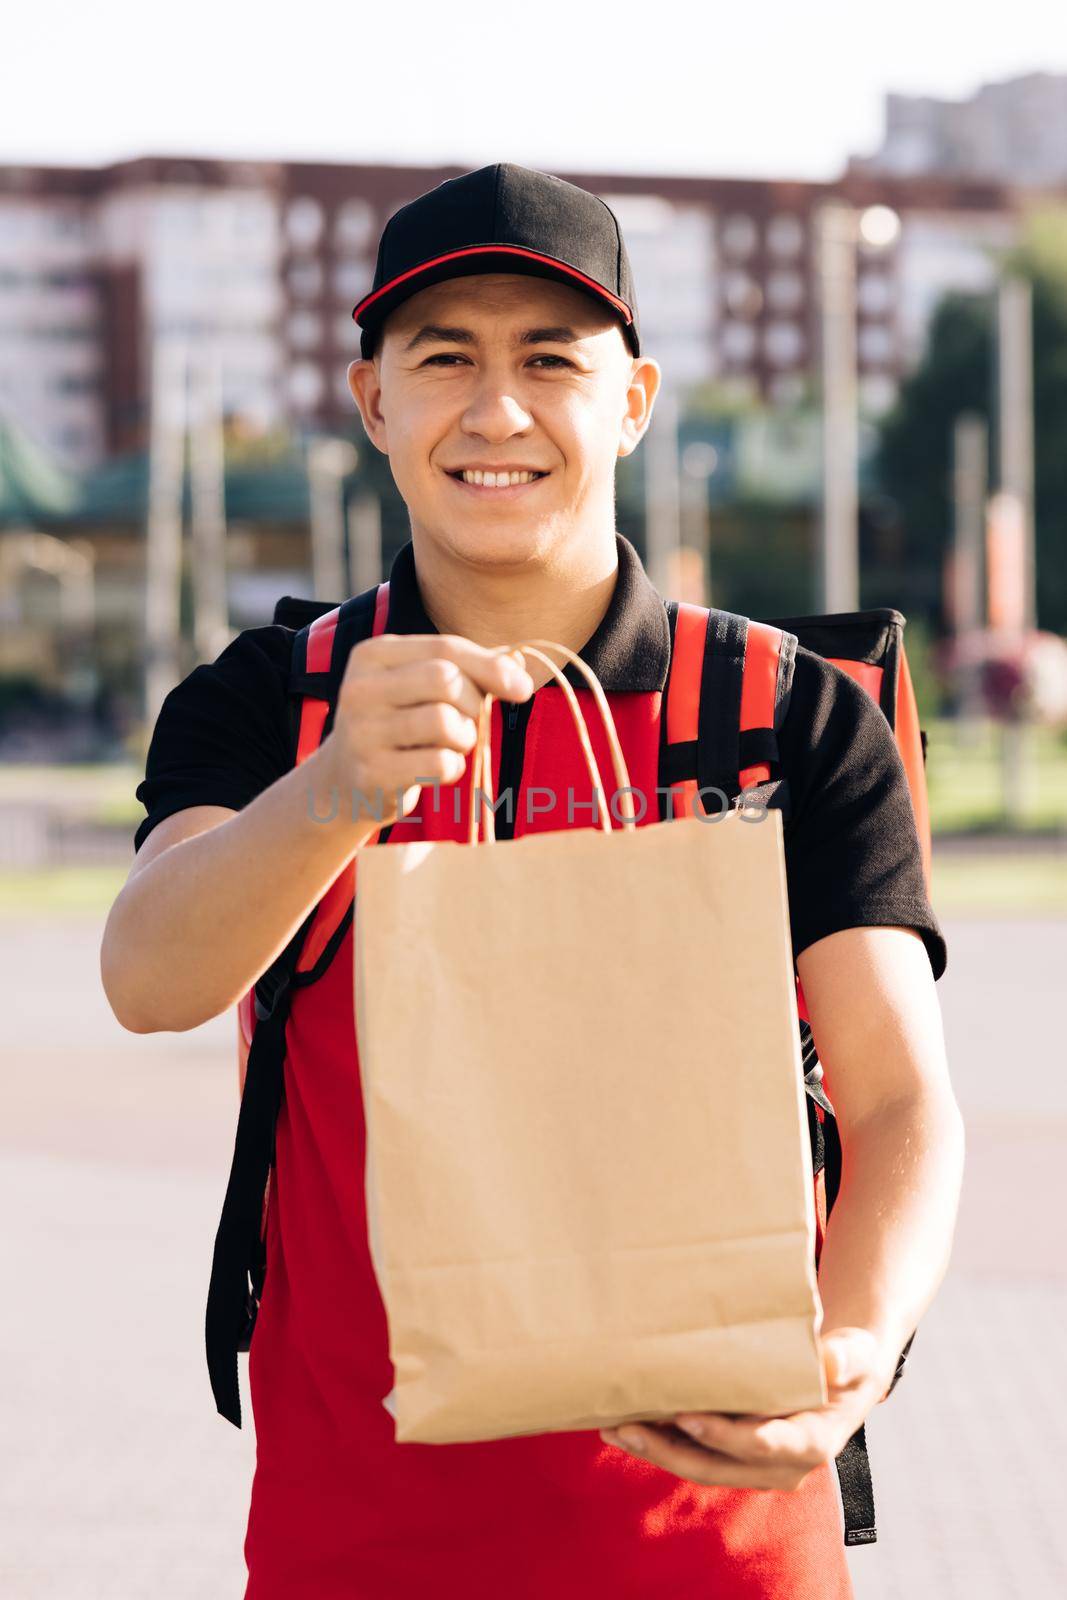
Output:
[102,164,964,1598]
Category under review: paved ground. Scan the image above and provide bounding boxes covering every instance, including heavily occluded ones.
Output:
[1,909,1065,1598]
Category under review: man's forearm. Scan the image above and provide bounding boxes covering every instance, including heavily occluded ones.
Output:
[102,743,378,1032]
[814,1092,966,1395]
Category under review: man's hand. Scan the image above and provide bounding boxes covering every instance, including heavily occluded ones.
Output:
[597,1327,892,1491]
[318,633,535,829]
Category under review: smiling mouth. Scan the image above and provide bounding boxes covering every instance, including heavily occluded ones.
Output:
[445,469,550,491]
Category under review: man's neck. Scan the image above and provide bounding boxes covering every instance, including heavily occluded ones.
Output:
[410,531,620,689]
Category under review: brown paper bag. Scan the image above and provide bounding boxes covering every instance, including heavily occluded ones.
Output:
[354,639,826,1444]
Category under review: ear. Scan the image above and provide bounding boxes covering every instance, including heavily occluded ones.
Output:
[618,356,662,460]
[347,358,389,455]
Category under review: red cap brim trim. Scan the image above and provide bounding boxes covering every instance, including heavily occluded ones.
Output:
[351,244,633,326]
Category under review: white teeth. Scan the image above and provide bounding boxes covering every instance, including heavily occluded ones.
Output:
[459,469,541,487]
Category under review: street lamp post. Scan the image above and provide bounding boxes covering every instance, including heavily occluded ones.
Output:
[680,440,719,606]
[307,437,359,602]
[643,381,682,596]
[814,200,900,614]
[144,335,187,725]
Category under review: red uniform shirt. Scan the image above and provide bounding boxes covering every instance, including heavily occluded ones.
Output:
[244,685,853,1600]
[135,533,945,1596]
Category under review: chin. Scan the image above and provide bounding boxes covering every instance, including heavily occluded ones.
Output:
[435,519,558,569]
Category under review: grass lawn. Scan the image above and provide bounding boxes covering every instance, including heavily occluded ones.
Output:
[1,851,1063,920]
[931,849,1067,916]
[0,864,129,915]
[925,718,1067,835]
[1,720,1064,918]
[0,762,144,826]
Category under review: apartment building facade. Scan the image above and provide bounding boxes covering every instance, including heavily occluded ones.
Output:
[0,155,1034,474]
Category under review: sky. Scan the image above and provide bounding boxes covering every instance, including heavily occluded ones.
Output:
[7,1,1067,181]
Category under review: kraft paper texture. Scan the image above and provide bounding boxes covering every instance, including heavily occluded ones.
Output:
[353,807,826,1445]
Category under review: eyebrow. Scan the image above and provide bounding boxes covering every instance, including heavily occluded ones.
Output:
[402,323,581,353]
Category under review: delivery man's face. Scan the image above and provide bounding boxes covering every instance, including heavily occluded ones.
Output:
[347,273,660,568]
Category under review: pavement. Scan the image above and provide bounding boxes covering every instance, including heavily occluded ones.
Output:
[1,909,1065,1598]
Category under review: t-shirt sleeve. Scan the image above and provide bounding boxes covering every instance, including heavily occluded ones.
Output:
[133,625,295,854]
[779,645,947,980]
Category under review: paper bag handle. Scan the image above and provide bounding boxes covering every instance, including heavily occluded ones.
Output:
[468,639,638,846]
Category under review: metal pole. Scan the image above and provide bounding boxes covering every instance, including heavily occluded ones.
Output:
[680,441,718,607]
[307,437,357,602]
[951,414,987,723]
[951,414,987,632]
[189,340,231,662]
[816,202,860,612]
[994,279,1035,826]
[145,335,187,725]
[644,381,681,595]
[996,278,1036,632]
[347,490,381,597]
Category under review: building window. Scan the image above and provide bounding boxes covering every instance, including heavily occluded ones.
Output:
[857,324,894,365]
[287,198,324,249]
[722,271,763,318]
[764,321,804,366]
[335,199,376,250]
[721,320,757,362]
[288,361,325,410]
[288,310,323,350]
[288,259,324,299]
[857,272,894,316]
[336,313,363,351]
[54,372,102,395]
[57,424,96,452]
[720,215,758,258]
[765,270,804,312]
[334,259,372,302]
[767,214,805,257]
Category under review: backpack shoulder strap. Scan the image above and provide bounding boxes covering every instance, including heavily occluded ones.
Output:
[762,606,932,894]
[285,580,392,980]
[664,600,881,1547]
[236,581,392,1089]
[212,579,391,1430]
[661,601,796,818]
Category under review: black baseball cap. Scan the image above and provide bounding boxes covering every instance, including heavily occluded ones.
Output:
[351,163,641,361]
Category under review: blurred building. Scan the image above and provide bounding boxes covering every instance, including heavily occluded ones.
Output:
[851,72,1067,189]
[0,154,1043,479]
[0,152,1057,734]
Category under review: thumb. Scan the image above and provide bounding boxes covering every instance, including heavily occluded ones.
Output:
[821,1327,878,1389]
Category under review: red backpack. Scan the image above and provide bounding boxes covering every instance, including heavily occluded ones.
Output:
[212,584,932,1551]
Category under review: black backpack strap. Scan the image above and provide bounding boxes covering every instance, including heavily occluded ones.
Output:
[205,913,313,1427]
[821,1104,917,1543]
[660,602,795,809]
[272,594,345,631]
[659,602,751,818]
[835,1425,878,1546]
[696,608,748,803]
[205,584,388,1429]
[818,1109,877,1544]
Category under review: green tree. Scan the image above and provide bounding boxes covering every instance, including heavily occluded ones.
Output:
[877,208,1067,635]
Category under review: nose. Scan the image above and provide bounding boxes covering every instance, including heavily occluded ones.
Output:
[460,371,535,444]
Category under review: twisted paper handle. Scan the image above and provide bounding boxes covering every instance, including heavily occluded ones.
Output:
[468,639,637,846]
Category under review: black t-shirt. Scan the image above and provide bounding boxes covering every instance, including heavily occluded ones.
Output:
[133,623,947,982]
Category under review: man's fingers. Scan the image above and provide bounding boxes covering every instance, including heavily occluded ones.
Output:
[672,1411,823,1466]
[362,657,488,723]
[387,702,479,754]
[599,1425,818,1492]
[346,632,534,701]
